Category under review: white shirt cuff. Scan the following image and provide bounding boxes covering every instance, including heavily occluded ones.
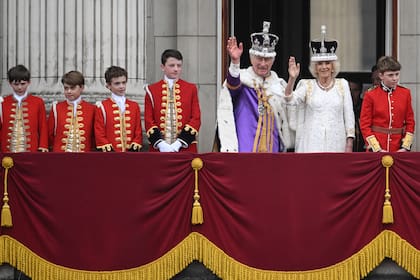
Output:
[229,62,240,78]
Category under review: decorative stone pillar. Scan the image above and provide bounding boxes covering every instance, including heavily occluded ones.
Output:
[399,0,420,151]
[0,0,146,107]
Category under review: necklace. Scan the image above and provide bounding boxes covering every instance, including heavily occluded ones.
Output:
[317,79,335,91]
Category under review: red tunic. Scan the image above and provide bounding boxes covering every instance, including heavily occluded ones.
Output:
[0,94,48,152]
[94,98,143,152]
[48,100,96,152]
[144,79,201,152]
[360,85,415,152]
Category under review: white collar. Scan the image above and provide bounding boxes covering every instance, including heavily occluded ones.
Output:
[111,93,126,113]
[111,93,126,103]
[67,96,82,116]
[381,82,395,93]
[164,76,176,89]
[13,91,28,105]
[66,96,82,105]
[240,67,286,96]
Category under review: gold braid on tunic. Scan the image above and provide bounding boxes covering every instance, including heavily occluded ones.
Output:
[62,104,85,152]
[9,102,28,152]
[252,82,275,152]
[163,82,179,144]
[112,102,130,152]
[118,109,129,152]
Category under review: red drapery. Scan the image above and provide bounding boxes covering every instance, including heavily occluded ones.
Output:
[0,152,419,279]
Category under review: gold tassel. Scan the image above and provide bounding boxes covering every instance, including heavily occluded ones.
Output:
[2,156,14,227]
[192,200,203,225]
[381,155,394,224]
[191,158,204,225]
[1,203,12,227]
[382,202,393,224]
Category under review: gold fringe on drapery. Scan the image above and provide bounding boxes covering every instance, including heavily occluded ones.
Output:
[381,155,394,224]
[0,234,193,280]
[191,158,204,225]
[1,230,418,280]
[1,156,14,227]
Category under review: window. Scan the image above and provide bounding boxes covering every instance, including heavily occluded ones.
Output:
[310,0,377,72]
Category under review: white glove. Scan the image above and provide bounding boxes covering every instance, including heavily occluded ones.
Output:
[170,140,183,152]
[157,141,175,152]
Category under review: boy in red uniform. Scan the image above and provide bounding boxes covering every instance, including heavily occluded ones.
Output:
[94,66,143,152]
[0,65,48,152]
[48,71,96,152]
[144,49,201,152]
[360,56,415,152]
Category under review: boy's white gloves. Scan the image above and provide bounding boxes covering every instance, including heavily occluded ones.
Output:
[157,140,184,152]
[170,140,183,152]
[157,141,174,152]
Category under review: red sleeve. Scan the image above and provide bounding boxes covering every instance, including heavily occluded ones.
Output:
[94,102,111,148]
[185,84,201,132]
[403,91,415,134]
[38,99,49,150]
[89,104,97,151]
[131,102,143,145]
[359,92,374,141]
[47,106,56,150]
[144,87,158,133]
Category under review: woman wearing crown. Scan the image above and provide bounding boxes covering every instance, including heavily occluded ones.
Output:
[285,26,355,153]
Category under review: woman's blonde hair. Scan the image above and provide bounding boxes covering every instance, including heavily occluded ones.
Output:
[308,60,340,79]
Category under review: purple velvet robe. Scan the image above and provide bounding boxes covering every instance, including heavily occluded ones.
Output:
[226,71,282,152]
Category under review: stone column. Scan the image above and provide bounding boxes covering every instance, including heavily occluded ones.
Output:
[176,0,218,152]
[0,0,146,107]
[148,0,219,152]
[399,0,420,151]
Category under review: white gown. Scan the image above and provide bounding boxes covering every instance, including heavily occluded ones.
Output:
[286,78,355,152]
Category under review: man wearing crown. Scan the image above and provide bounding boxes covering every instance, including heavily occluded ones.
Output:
[216,21,295,152]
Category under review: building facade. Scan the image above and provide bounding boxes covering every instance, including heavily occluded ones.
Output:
[0,0,419,152]
[0,1,418,278]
